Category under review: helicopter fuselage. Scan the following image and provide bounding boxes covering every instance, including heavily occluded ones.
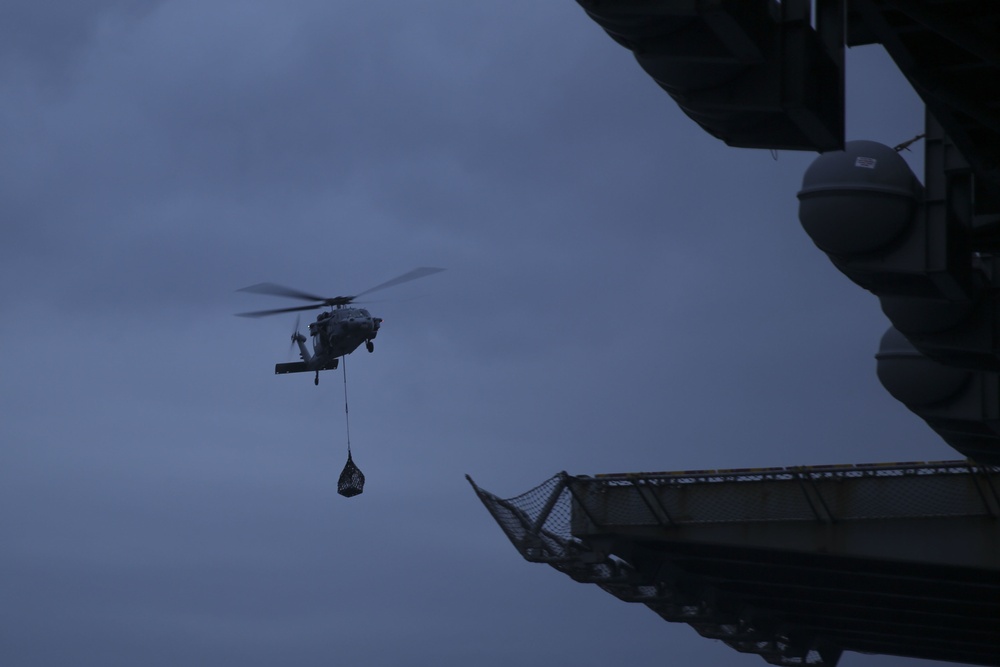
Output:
[274,306,382,382]
[309,307,382,359]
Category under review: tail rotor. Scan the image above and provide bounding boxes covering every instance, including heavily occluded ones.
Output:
[289,315,306,356]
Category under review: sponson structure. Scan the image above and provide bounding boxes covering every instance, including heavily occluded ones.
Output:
[470,462,1000,666]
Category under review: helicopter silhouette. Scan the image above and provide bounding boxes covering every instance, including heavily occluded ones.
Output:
[238,267,444,385]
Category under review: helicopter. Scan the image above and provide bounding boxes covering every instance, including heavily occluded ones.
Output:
[237,267,444,385]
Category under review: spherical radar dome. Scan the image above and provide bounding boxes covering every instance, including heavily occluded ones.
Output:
[875,327,971,407]
[798,140,922,256]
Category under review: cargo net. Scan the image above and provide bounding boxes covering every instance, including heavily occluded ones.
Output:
[467,472,573,562]
[338,450,365,498]
[466,472,631,587]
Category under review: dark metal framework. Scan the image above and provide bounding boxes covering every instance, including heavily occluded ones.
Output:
[846,0,1000,190]
[469,461,1000,666]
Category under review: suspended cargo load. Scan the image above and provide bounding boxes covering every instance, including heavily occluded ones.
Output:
[338,450,365,498]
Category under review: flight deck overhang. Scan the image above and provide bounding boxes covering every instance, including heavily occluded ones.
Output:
[469,461,1000,666]
[575,0,846,151]
[573,0,1000,189]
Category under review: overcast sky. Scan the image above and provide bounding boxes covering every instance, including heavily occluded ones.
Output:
[1,2,956,666]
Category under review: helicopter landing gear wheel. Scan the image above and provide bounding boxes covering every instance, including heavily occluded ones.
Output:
[366,340,374,353]
[314,371,319,386]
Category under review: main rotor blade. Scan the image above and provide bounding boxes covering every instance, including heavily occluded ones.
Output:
[235,303,323,318]
[354,267,445,299]
[237,282,328,303]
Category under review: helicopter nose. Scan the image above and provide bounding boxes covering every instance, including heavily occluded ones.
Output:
[347,316,375,332]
